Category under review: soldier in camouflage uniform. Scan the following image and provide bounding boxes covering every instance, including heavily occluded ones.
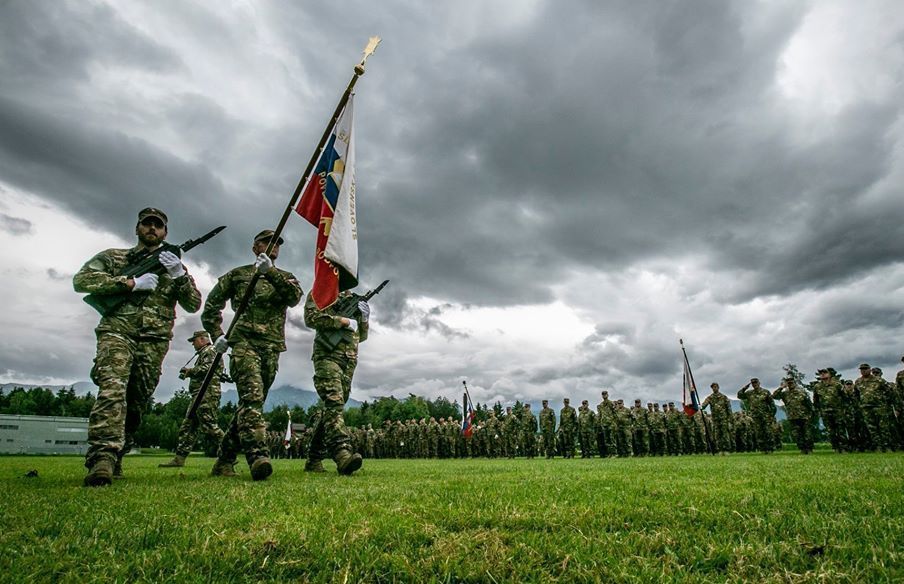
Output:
[159,330,225,468]
[855,364,893,451]
[303,287,371,474]
[772,378,814,453]
[75,208,202,486]
[812,368,849,452]
[559,398,577,458]
[539,400,557,458]
[578,400,596,458]
[596,391,616,457]
[737,378,776,453]
[203,229,303,480]
[614,400,634,457]
[502,406,519,458]
[648,403,666,456]
[701,383,732,453]
[664,402,681,455]
[521,403,538,458]
[630,399,649,457]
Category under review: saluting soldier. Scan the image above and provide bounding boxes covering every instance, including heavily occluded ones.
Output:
[737,378,776,453]
[203,229,303,480]
[74,208,201,486]
[159,330,225,468]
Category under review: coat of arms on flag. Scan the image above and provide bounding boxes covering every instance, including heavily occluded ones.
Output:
[295,95,359,309]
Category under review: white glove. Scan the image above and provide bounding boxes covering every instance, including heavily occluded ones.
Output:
[358,301,370,322]
[132,273,159,292]
[213,335,229,353]
[254,253,273,274]
[158,251,185,278]
[345,318,359,332]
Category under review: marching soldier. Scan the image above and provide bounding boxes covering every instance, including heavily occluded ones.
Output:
[203,229,303,480]
[74,208,202,486]
[159,330,225,467]
[856,364,893,451]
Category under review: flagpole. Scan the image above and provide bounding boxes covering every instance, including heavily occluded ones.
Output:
[680,339,715,455]
[186,37,381,421]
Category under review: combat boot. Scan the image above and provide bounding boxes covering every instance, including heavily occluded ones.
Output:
[249,457,273,481]
[304,459,326,473]
[158,455,186,468]
[211,459,238,477]
[334,450,363,475]
[84,459,114,487]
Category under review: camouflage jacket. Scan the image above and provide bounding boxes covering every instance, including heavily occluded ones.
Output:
[521,411,538,433]
[647,410,666,432]
[701,392,731,421]
[184,344,223,394]
[577,405,595,431]
[630,406,648,429]
[304,290,369,360]
[737,386,776,418]
[559,406,577,430]
[855,376,888,408]
[203,264,302,351]
[812,380,845,412]
[596,399,616,427]
[73,245,202,340]
[539,407,556,432]
[771,386,813,420]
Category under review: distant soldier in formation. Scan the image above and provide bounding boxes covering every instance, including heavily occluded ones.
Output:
[159,330,225,468]
[502,406,519,458]
[521,403,538,458]
[772,378,814,454]
[578,399,595,458]
[737,378,776,453]
[648,403,666,456]
[614,400,634,457]
[559,398,577,458]
[75,208,202,486]
[539,399,556,458]
[856,363,893,451]
[665,402,681,456]
[630,399,649,457]
[596,391,616,457]
[701,383,732,454]
[812,368,849,452]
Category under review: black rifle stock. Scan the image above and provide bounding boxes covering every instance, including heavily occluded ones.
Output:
[83,226,227,316]
[317,279,390,352]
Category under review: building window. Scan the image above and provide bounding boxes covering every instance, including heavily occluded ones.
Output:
[54,440,83,445]
[45,440,52,443]
[0,425,19,430]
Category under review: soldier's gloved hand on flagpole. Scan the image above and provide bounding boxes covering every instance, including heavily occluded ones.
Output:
[345,318,359,333]
[213,335,229,354]
[254,253,273,274]
[131,273,159,292]
[358,301,370,322]
[158,251,186,278]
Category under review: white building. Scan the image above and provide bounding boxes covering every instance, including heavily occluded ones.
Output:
[0,414,88,454]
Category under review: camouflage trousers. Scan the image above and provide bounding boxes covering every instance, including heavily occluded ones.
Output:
[86,332,168,467]
[541,429,556,457]
[787,418,814,453]
[308,353,356,462]
[632,429,649,456]
[751,415,775,453]
[616,427,633,457]
[666,428,680,455]
[579,430,595,457]
[710,417,732,453]
[820,409,848,452]
[597,425,616,457]
[862,406,893,451]
[175,382,224,457]
[560,429,575,458]
[218,343,279,467]
[521,432,536,458]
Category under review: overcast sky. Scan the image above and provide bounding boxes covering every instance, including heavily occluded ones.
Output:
[1,0,902,409]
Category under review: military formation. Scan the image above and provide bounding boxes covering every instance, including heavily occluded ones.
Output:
[75,208,372,486]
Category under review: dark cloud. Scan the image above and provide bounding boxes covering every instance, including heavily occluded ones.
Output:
[0,213,32,235]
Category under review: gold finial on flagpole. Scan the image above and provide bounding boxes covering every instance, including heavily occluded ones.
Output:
[355,36,382,74]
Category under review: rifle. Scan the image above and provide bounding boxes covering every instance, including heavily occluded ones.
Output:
[83,226,227,316]
[316,279,389,351]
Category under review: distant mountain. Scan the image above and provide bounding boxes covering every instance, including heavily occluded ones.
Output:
[1,381,96,396]
[220,384,362,411]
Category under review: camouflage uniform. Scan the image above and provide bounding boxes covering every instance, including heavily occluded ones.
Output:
[855,367,893,451]
[664,403,681,455]
[539,402,557,458]
[812,373,849,452]
[559,399,577,458]
[647,404,666,456]
[614,401,634,457]
[521,405,538,458]
[630,401,649,456]
[772,382,814,453]
[74,235,202,472]
[303,291,368,466]
[737,381,776,453]
[596,394,617,457]
[577,401,596,458]
[502,408,519,458]
[701,387,732,453]
[203,262,302,469]
[174,341,225,457]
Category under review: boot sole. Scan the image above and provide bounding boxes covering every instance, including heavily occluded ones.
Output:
[84,474,112,487]
[250,460,273,481]
[338,456,363,475]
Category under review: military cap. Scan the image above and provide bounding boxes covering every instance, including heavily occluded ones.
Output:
[187,330,210,342]
[563,398,570,403]
[523,403,531,408]
[668,401,675,406]
[750,378,759,383]
[541,399,548,405]
[634,399,641,404]
[843,380,853,385]
[254,229,284,245]
[816,368,827,374]
[858,363,870,369]
[872,367,882,374]
[138,207,168,225]
[710,382,719,388]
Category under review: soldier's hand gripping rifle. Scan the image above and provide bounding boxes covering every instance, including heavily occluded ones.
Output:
[83,226,227,316]
[317,279,390,351]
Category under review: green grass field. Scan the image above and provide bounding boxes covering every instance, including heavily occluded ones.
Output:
[2,450,903,583]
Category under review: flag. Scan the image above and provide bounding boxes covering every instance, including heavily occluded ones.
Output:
[283,411,293,449]
[461,392,475,438]
[681,341,701,416]
[295,95,358,309]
